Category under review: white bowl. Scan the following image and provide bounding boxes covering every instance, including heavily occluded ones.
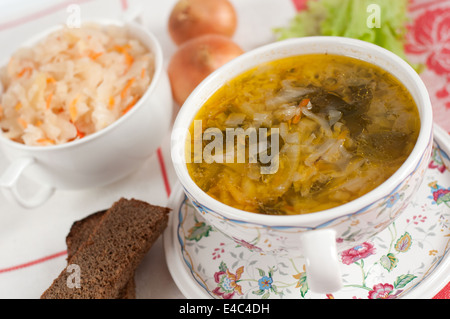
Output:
[0,20,173,208]
[171,36,433,293]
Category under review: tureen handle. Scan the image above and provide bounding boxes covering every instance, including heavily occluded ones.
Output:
[300,229,343,294]
[121,2,145,26]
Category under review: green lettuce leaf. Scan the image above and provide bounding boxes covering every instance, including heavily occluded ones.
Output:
[273,0,423,72]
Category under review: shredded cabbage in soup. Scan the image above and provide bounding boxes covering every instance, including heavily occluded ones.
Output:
[187,54,420,215]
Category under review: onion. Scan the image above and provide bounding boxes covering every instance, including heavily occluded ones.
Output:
[266,86,315,109]
[301,108,332,137]
[168,0,238,45]
[168,34,244,106]
[252,112,271,127]
[328,109,342,126]
[273,104,301,122]
[225,113,246,127]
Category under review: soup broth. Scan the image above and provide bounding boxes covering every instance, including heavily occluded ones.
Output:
[187,54,420,215]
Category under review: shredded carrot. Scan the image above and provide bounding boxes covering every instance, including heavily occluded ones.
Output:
[76,126,85,139]
[141,67,146,79]
[292,113,302,124]
[338,130,348,140]
[298,98,311,108]
[88,51,104,60]
[46,93,53,110]
[292,98,311,124]
[108,96,115,110]
[69,96,79,122]
[0,104,3,119]
[285,205,295,211]
[17,67,32,78]
[71,96,79,106]
[113,44,134,72]
[122,96,138,115]
[46,77,56,84]
[114,44,131,54]
[121,78,135,99]
[69,120,85,140]
[35,120,43,127]
[37,138,55,145]
[69,106,77,122]
[17,118,28,129]
[15,102,22,111]
[124,51,134,68]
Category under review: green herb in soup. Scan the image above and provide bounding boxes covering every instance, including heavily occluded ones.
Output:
[186,54,420,215]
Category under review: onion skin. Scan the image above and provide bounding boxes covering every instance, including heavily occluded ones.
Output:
[168,34,244,106]
[168,0,238,46]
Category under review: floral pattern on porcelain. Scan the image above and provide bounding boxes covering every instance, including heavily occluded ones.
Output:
[184,138,433,256]
[175,143,449,299]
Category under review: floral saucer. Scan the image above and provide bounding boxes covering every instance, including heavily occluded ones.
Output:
[164,126,450,299]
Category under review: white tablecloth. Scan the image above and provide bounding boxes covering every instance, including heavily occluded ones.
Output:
[0,0,297,299]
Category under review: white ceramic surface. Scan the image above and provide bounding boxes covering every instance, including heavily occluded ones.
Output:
[170,36,434,293]
[0,20,173,208]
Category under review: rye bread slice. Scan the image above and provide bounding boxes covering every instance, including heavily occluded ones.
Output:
[66,210,105,257]
[41,198,169,299]
[66,210,135,299]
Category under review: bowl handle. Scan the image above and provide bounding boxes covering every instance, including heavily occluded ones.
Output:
[299,229,343,293]
[121,2,144,25]
[0,157,55,209]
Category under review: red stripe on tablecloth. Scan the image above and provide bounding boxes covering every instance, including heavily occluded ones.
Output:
[433,282,450,299]
[157,147,171,198]
[0,250,67,274]
[0,147,171,274]
[0,0,446,300]
[0,0,93,32]
[0,0,161,280]
[120,0,129,11]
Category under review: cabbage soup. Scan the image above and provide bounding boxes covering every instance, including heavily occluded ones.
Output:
[186,54,420,215]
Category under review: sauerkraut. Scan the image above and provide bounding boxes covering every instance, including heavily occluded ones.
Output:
[0,23,155,146]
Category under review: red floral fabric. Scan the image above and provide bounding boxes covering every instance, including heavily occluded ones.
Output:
[406,0,450,133]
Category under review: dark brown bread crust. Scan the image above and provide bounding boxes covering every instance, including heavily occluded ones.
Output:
[66,210,135,299]
[41,198,169,299]
[66,210,105,257]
